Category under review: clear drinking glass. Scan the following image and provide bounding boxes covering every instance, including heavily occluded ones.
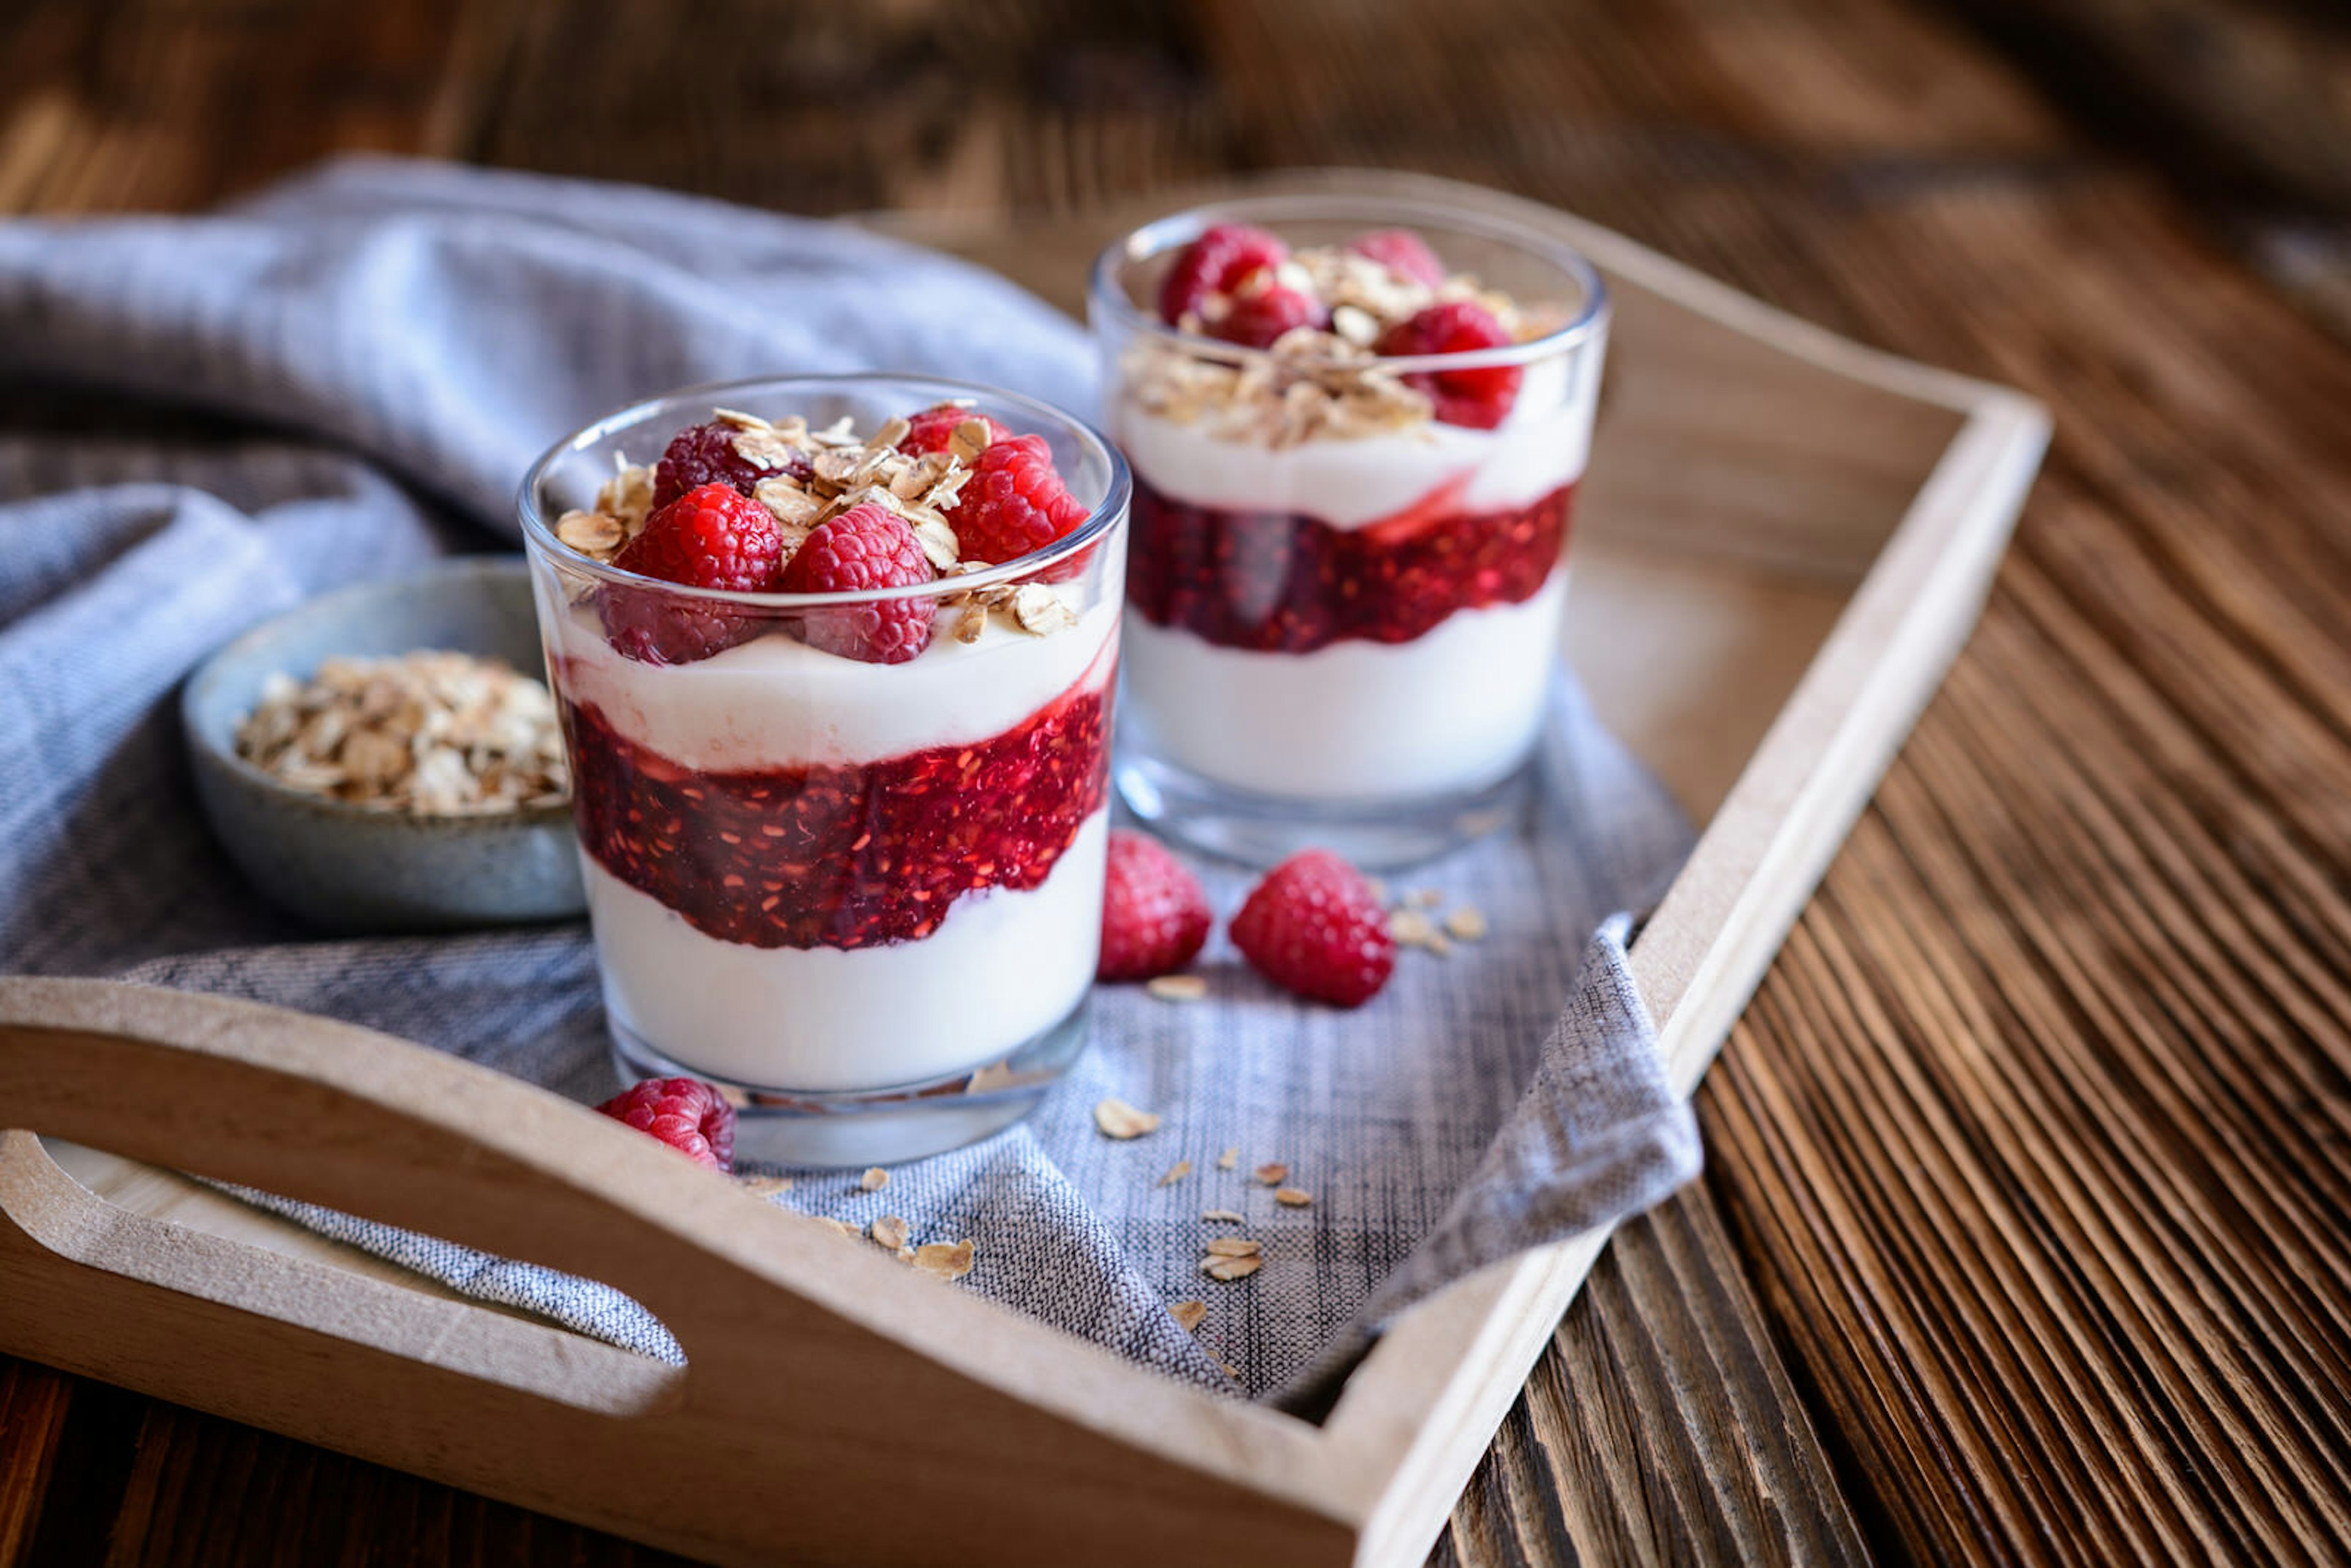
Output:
[1092,196,1608,868]
[520,375,1129,1166]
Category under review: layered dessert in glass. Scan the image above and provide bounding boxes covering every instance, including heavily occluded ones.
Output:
[1091,198,1608,866]
[521,377,1128,1164]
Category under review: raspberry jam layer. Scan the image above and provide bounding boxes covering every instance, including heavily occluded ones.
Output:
[562,667,1112,951]
[1125,476,1573,653]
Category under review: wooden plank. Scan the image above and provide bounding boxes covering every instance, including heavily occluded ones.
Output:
[1436,1187,1872,1568]
[0,1358,72,1562]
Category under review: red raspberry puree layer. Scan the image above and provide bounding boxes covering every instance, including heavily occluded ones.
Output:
[560,658,1114,951]
[1126,475,1573,654]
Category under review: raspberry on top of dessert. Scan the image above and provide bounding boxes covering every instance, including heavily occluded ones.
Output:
[1133,222,1567,440]
[552,403,1095,667]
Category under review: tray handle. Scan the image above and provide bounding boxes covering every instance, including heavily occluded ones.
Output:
[0,977,920,1392]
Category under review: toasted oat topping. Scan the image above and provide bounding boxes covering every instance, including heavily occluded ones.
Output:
[1202,1208,1246,1223]
[1274,1187,1313,1208]
[1216,1147,1239,1171]
[234,651,567,816]
[1126,241,1564,449]
[1157,1159,1193,1187]
[940,574,1087,644]
[1170,1299,1208,1334]
[738,1174,795,1198]
[871,1215,910,1251]
[1094,1097,1162,1139]
[553,407,1089,643]
[552,410,975,579]
[1252,1162,1288,1187]
[859,1166,890,1193]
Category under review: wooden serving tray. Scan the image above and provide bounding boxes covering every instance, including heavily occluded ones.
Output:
[0,173,2046,1566]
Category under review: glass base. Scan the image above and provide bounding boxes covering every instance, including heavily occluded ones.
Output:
[1116,751,1534,871]
[608,994,1091,1168]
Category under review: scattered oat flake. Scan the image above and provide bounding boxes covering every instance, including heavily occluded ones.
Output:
[814,1217,858,1239]
[871,1215,909,1251]
[1218,1357,1242,1379]
[1253,1163,1288,1186]
[1204,1237,1262,1258]
[1445,906,1490,942]
[1094,1097,1161,1139]
[1202,1253,1264,1283]
[1146,974,1208,1002]
[1157,1159,1193,1187]
[1170,1299,1208,1334]
[1389,909,1438,946]
[1217,1147,1239,1171]
[738,1174,794,1197]
[1412,888,1445,908]
[1275,1187,1313,1207]
[860,1166,890,1192]
[1202,1208,1246,1223]
[913,1239,977,1281]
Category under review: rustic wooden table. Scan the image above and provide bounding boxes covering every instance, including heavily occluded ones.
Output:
[4,1,2348,1562]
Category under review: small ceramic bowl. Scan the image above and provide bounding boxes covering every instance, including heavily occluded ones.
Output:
[181,557,586,933]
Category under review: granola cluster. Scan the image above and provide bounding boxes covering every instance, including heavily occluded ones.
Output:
[553,406,1079,643]
[235,651,568,815]
[1126,240,1562,448]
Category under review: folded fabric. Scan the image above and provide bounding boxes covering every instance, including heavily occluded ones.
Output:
[0,157,1699,1402]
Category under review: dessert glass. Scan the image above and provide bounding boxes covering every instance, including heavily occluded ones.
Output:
[1092,196,1608,868]
[521,375,1129,1166]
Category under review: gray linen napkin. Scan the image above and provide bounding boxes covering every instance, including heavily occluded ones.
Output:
[0,157,1700,1402]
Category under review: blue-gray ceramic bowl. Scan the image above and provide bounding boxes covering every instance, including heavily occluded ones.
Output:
[181,557,585,932]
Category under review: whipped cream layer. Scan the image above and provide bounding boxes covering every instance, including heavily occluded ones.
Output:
[1125,569,1567,800]
[1112,350,1591,528]
[553,588,1117,771]
[588,812,1108,1093]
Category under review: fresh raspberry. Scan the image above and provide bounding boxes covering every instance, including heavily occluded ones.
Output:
[1157,222,1288,326]
[602,484,785,665]
[652,421,809,509]
[1229,848,1395,1007]
[948,434,1090,566]
[1212,284,1326,349]
[1375,301,1523,429]
[1098,830,1212,981]
[776,501,935,664]
[1348,228,1447,288]
[594,1077,737,1172]
[898,402,1013,457]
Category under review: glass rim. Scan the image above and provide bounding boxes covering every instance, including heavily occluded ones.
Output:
[1087,192,1610,372]
[517,372,1131,609]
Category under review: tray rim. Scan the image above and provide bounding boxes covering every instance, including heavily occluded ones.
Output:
[0,172,2049,1567]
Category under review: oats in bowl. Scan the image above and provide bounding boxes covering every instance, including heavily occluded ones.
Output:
[234,651,568,816]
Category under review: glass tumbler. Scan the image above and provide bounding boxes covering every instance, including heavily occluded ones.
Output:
[1092,195,1608,868]
[521,375,1129,1166]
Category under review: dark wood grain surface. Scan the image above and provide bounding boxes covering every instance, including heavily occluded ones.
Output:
[4,1,2349,1563]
